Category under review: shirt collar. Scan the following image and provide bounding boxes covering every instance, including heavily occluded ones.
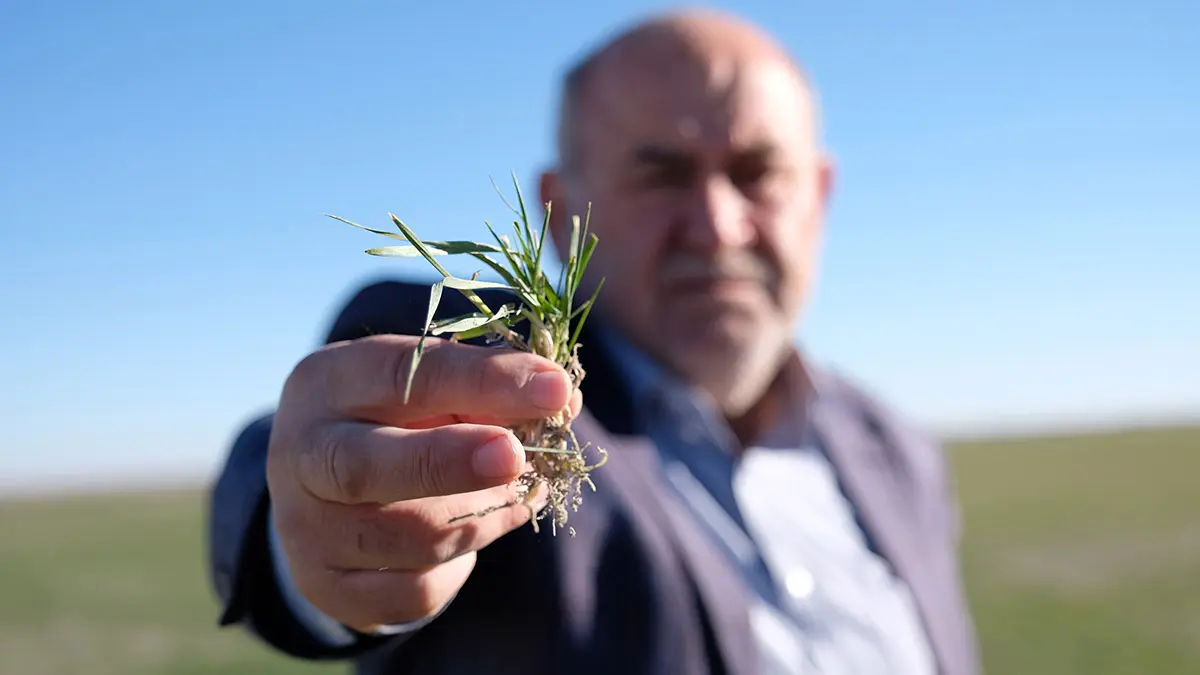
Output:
[591,323,823,449]
[589,323,675,409]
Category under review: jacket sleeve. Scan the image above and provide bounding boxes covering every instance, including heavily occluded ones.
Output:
[205,280,525,661]
[206,412,405,660]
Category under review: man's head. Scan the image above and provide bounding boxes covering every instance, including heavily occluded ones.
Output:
[540,9,834,416]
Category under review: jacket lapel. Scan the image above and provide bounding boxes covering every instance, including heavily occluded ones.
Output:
[651,456,759,675]
[557,415,714,675]
[809,385,953,675]
[556,413,753,672]
[566,331,759,675]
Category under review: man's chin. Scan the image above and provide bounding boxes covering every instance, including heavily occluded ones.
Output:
[665,302,764,341]
[658,334,787,414]
[661,318,765,368]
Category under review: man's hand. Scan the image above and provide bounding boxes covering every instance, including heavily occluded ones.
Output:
[265,333,580,633]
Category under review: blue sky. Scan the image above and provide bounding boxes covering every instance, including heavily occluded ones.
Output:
[2,0,1197,490]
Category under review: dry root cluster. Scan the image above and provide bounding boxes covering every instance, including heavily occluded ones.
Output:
[450,329,607,536]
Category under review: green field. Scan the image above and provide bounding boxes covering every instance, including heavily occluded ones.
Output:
[2,425,1197,674]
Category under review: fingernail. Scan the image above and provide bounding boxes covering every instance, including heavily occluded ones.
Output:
[526,370,569,410]
[473,434,524,479]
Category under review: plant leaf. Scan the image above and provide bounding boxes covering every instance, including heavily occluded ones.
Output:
[440,276,515,291]
[326,214,407,240]
[511,173,536,259]
[390,213,454,279]
[365,245,446,257]
[406,280,444,404]
[485,220,534,290]
[466,251,523,288]
[565,214,582,314]
[392,213,496,318]
[532,200,551,295]
[490,174,521,217]
[429,304,516,335]
[423,240,508,255]
[431,304,520,338]
[569,277,604,352]
[362,241,508,258]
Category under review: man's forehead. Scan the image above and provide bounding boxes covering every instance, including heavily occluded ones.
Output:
[581,55,815,158]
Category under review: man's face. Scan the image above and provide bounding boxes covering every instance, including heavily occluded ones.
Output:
[543,46,833,413]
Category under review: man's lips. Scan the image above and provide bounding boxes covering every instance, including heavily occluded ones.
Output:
[665,276,765,292]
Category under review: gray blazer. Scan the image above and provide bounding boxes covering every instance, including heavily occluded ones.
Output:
[207,280,981,675]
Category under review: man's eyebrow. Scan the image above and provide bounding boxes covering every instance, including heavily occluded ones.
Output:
[631,144,692,166]
[732,142,777,160]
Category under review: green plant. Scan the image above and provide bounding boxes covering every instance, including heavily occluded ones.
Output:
[325,174,607,536]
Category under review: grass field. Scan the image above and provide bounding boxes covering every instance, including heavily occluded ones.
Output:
[2,424,1197,674]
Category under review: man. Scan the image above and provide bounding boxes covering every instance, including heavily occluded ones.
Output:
[207,8,980,675]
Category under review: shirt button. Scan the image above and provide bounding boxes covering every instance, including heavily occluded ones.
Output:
[785,568,814,600]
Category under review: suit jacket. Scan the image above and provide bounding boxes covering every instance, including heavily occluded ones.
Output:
[207,279,981,675]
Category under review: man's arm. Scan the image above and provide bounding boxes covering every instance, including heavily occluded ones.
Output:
[207,413,403,660]
[205,280,544,660]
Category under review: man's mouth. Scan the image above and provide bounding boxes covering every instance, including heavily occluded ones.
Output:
[666,276,767,300]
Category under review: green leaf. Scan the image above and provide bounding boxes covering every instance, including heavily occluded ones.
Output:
[511,173,537,258]
[567,206,596,312]
[569,277,604,352]
[485,220,534,290]
[392,213,496,319]
[326,214,407,240]
[362,241,508,258]
[365,245,445,257]
[429,304,517,335]
[490,174,521,218]
[389,213,454,279]
[564,214,582,314]
[405,280,444,404]
[466,251,523,288]
[577,233,599,291]
[440,276,515,292]
[532,200,551,295]
[568,214,581,265]
[423,240,508,255]
[430,304,520,338]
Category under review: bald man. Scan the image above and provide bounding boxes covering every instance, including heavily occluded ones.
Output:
[208,9,981,675]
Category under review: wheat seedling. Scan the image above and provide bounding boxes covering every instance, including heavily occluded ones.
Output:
[325,174,607,536]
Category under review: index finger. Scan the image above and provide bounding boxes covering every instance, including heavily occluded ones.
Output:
[296,334,576,424]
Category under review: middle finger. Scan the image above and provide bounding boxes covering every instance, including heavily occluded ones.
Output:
[310,483,545,572]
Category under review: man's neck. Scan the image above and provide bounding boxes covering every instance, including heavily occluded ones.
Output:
[590,323,815,450]
[726,367,791,449]
[726,343,823,451]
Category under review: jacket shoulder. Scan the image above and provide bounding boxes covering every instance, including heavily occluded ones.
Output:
[812,366,960,533]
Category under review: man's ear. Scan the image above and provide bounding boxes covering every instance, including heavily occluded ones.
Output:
[809,153,836,237]
[819,153,836,206]
[539,168,570,259]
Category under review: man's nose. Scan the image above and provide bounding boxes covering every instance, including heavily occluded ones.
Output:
[680,173,757,251]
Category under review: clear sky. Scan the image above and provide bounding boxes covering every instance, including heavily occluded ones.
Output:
[2,0,1197,491]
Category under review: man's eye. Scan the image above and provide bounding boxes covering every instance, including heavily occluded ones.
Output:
[643,163,695,188]
[727,162,770,190]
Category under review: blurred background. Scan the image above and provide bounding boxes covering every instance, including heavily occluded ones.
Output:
[2,0,1197,673]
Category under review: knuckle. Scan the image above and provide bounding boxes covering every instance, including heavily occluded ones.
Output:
[272,500,308,544]
[382,337,419,402]
[408,433,450,497]
[366,502,454,567]
[315,426,367,502]
[289,347,332,391]
[411,509,458,564]
[428,528,475,567]
[401,570,452,622]
[474,353,497,396]
[356,504,422,558]
[413,341,454,400]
